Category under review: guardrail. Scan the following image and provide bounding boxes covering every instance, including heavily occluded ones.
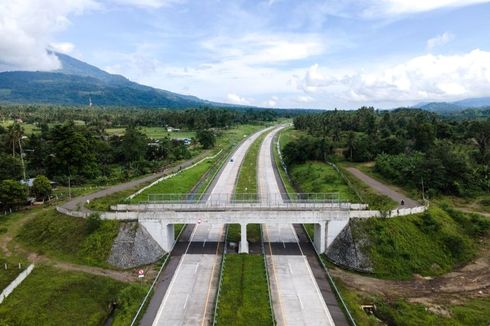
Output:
[212,224,229,325]
[260,224,277,325]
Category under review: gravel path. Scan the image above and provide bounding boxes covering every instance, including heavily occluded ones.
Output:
[346,167,419,208]
[61,150,212,212]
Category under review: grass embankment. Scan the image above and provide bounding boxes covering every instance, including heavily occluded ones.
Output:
[0,265,147,326]
[351,206,488,279]
[0,256,29,290]
[132,157,216,202]
[17,209,119,268]
[215,255,273,326]
[335,279,490,326]
[228,131,269,243]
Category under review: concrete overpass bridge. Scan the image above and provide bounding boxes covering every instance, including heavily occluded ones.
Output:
[102,192,369,254]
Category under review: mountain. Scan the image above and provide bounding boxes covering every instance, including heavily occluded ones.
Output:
[0,52,233,108]
[414,97,490,113]
[453,97,490,108]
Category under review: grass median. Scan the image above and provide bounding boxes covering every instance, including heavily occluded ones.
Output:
[215,255,273,326]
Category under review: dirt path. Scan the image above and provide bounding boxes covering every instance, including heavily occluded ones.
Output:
[61,150,212,212]
[330,239,490,306]
[27,252,138,283]
[346,167,419,208]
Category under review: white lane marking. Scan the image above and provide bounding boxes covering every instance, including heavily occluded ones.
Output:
[152,224,199,326]
[183,294,190,310]
[297,293,304,310]
[194,263,199,274]
[288,262,293,275]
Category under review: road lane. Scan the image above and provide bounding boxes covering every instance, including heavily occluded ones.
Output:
[259,126,335,326]
[152,126,272,326]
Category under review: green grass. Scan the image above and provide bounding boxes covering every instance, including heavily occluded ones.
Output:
[17,209,119,268]
[227,224,261,243]
[216,255,273,326]
[0,256,29,290]
[235,131,268,195]
[0,265,147,326]
[351,206,485,279]
[289,161,359,202]
[105,127,196,140]
[132,158,216,202]
[334,278,490,326]
[337,163,398,210]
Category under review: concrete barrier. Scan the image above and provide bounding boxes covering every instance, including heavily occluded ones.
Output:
[0,264,34,304]
[350,205,427,218]
[56,206,89,218]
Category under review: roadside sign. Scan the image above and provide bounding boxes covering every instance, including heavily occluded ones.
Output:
[138,269,144,278]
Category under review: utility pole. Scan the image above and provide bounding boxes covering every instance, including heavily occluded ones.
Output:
[18,138,26,181]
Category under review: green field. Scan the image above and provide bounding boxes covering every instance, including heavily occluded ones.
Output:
[105,127,196,140]
[17,209,119,268]
[0,265,147,326]
[215,255,273,326]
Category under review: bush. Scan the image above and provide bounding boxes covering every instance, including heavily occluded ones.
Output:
[0,179,28,209]
[32,175,52,201]
[86,213,102,233]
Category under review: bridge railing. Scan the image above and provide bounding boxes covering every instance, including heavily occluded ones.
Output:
[145,192,340,203]
[125,192,347,210]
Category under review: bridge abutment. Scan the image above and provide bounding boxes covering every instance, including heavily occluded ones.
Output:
[313,221,329,253]
[238,223,249,254]
[140,220,175,253]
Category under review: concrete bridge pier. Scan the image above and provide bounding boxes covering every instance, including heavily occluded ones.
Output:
[238,223,249,254]
[313,221,329,254]
[140,220,175,253]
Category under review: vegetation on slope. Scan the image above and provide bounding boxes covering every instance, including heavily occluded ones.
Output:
[17,209,119,268]
[352,206,488,279]
[335,279,490,326]
[216,255,272,326]
[0,265,147,326]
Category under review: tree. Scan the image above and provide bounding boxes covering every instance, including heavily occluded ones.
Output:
[196,129,215,149]
[0,154,23,180]
[32,175,52,201]
[120,126,148,166]
[0,180,28,209]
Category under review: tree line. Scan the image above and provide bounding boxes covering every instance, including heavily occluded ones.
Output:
[0,104,277,209]
[285,107,489,197]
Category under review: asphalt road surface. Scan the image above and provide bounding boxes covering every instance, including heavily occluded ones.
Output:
[151,127,271,326]
[259,126,335,326]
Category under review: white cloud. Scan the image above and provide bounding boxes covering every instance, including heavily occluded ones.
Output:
[296,95,315,103]
[201,33,326,65]
[300,49,490,104]
[49,42,75,54]
[110,0,184,8]
[227,93,251,105]
[0,0,97,71]
[376,0,490,15]
[427,32,454,49]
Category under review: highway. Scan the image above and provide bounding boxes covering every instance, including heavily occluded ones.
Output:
[151,127,271,326]
[259,126,335,326]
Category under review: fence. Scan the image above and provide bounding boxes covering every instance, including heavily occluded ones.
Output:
[0,264,34,304]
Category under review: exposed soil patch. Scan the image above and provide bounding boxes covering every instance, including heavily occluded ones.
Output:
[331,238,490,305]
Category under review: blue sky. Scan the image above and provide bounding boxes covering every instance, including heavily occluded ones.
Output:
[2,0,490,109]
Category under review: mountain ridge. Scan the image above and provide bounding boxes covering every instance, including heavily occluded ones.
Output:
[0,52,241,109]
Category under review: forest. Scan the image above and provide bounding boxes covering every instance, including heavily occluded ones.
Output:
[0,104,279,209]
[285,107,489,197]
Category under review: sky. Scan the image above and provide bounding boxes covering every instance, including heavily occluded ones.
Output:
[1,0,490,109]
